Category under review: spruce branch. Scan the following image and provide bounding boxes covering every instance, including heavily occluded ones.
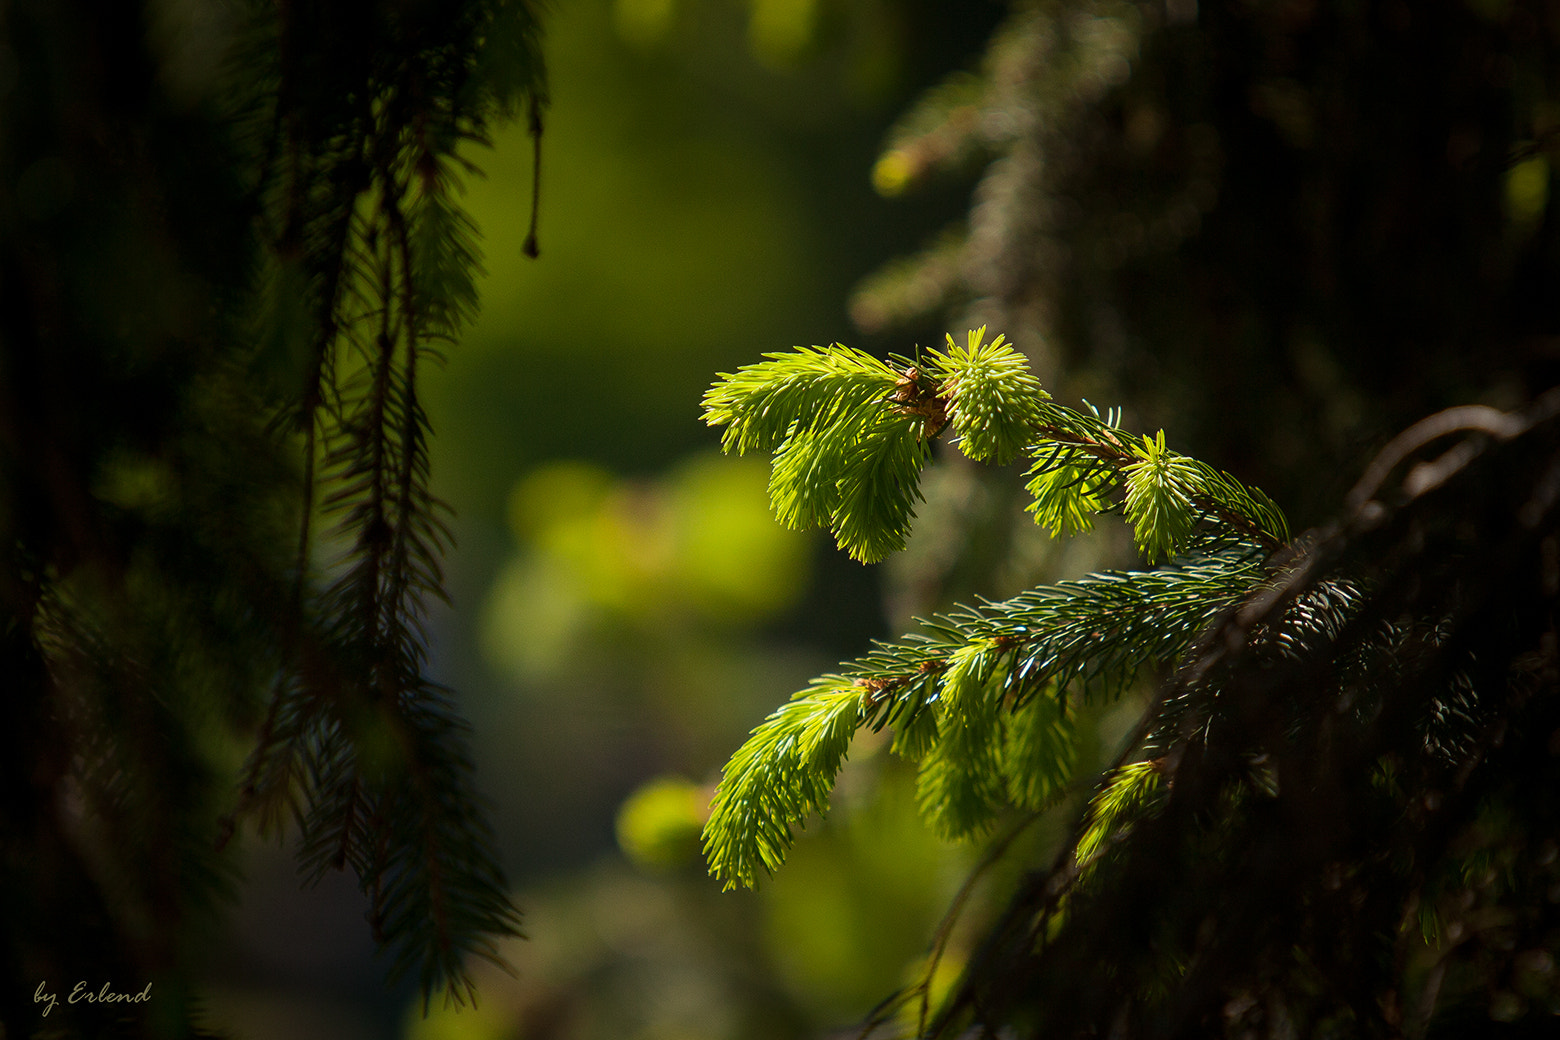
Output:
[703,554,1266,887]
[1003,684,1076,811]
[1023,409,1289,559]
[1,0,549,1029]
[705,331,1288,567]
[914,644,1007,841]
[701,329,1295,890]
[702,679,864,890]
[703,344,903,455]
[1122,430,1197,564]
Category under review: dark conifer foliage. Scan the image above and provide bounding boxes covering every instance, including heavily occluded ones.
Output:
[927,396,1560,1039]
[0,0,545,1034]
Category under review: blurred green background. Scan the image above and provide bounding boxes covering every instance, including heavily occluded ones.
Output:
[15,0,1556,1033]
[202,2,1062,1038]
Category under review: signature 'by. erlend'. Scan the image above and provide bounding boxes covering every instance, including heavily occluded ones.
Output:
[34,980,152,1016]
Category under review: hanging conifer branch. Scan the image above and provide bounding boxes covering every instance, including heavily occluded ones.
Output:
[217,0,548,1008]
[0,0,549,1030]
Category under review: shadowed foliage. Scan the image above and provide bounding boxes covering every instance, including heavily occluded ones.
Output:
[0,0,544,1034]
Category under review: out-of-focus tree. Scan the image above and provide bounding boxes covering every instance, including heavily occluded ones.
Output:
[857,0,1559,529]
[0,0,545,1034]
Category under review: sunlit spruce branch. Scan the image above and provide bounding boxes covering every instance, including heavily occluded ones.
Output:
[701,330,1299,889]
[1025,416,1290,556]
[704,327,1287,566]
[701,330,1560,1036]
[702,552,1267,888]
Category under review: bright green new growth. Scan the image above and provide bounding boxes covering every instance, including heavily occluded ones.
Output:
[929,327,1050,465]
[1123,431,1197,564]
[701,556,1264,887]
[1075,759,1167,869]
[700,678,864,887]
[700,330,1292,890]
[702,345,933,561]
[704,329,1287,567]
